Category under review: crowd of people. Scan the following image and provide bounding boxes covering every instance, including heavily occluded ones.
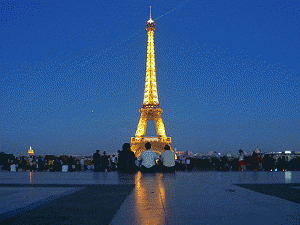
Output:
[194,150,300,172]
[0,143,177,173]
[1,145,299,173]
[93,143,176,173]
[0,154,89,172]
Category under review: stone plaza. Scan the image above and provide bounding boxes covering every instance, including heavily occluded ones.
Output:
[0,171,300,224]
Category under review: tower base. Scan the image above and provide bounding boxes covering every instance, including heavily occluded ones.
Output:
[131,137,171,158]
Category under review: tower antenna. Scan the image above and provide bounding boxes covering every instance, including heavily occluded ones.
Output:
[150,6,152,19]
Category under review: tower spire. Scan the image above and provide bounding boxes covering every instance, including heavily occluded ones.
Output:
[144,7,158,107]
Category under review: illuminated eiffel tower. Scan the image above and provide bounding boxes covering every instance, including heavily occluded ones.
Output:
[131,7,171,157]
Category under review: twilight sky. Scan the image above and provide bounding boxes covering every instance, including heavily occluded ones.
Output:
[1,0,299,156]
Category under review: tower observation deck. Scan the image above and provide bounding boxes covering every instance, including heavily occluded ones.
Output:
[131,8,172,157]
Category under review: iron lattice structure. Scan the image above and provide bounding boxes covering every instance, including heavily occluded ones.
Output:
[131,11,171,157]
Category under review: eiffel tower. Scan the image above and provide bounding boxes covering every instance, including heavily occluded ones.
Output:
[131,7,171,157]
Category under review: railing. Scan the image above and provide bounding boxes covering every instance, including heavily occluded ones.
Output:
[144,137,160,142]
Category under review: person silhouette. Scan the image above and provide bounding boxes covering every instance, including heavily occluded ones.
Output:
[101,151,109,172]
[68,156,74,172]
[93,150,101,172]
[110,154,117,171]
[238,150,245,171]
[160,144,175,173]
[138,142,159,173]
[118,143,137,173]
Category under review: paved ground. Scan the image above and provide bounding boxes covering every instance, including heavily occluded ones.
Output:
[0,171,300,225]
[0,184,134,225]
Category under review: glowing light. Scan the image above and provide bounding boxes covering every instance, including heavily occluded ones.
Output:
[143,29,159,106]
[147,18,154,23]
[28,146,34,156]
[131,12,172,157]
[134,172,165,224]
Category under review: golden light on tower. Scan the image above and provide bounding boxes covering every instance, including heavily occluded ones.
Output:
[28,146,34,156]
[131,7,172,157]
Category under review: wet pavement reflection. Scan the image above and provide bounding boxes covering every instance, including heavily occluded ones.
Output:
[110,171,300,224]
[285,171,292,183]
[1,171,300,224]
[134,172,165,224]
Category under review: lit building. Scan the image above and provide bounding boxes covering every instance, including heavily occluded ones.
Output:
[255,148,261,154]
[131,8,171,157]
[28,146,34,156]
[175,151,184,156]
[208,151,217,156]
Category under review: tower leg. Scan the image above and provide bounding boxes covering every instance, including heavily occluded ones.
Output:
[135,116,147,137]
[155,117,166,138]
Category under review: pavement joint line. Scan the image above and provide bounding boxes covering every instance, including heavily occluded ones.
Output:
[0,183,129,187]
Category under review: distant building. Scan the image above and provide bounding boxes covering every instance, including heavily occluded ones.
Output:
[188,151,194,157]
[175,151,184,156]
[208,151,218,156]
[28,146,34,156]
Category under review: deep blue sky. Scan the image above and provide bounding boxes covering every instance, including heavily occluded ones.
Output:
[1,0,299,156]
